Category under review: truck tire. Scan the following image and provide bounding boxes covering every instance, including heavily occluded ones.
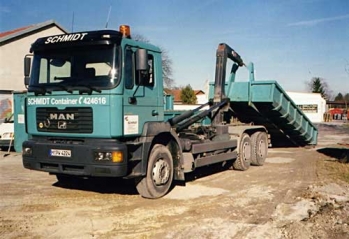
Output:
[233,133,252,171]
[136,144,174,199]
[251,131,268,166]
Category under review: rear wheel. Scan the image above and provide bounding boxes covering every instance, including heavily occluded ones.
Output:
[233,133,252,171]
[136,144,174,199]
[251,131,268,166]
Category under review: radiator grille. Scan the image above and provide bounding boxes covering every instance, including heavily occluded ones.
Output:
[36,107,93,133]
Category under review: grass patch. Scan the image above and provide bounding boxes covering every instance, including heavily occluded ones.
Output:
[317,157,349,183]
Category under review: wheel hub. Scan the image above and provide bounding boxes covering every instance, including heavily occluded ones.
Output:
[258,139,267,157]
[243,141,251,160]
[152,159,170,186]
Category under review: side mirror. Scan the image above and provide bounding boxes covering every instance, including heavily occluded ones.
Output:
[24,55,32,86]
[135,49,148,71]
[135,49,149,86]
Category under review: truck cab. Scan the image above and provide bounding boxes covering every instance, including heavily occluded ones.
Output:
[23,26,166,179]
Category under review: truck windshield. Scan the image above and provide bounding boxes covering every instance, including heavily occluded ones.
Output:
[29,45,119,92]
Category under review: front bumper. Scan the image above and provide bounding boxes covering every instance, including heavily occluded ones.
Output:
[22,137,128,177]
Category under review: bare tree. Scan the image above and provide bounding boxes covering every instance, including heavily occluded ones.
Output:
[343,59,349,109]
[344,93,349,109]
[306,77,332,100]
[334,93,344,102]
[133,34,175,89]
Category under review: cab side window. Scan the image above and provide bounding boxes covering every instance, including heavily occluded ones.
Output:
[136,53,154,87]
[125,48,134,89]
[146,54,154,86]
[125,48,154,89]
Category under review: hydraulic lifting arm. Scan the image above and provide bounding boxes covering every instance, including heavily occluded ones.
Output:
[212,43,244,125]
[168,43,245,131]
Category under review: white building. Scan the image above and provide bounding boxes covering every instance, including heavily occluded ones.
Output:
[286,92,326,123]
[0,20,67,120]
[0,20,67,91]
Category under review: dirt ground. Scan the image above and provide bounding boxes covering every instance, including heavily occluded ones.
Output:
[1,123,349,239]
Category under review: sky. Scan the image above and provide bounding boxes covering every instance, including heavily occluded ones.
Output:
[1,0,349,97]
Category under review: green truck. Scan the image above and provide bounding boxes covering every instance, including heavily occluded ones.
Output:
[21,25,317,198]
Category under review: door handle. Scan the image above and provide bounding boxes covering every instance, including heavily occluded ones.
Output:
[152,110,159,116]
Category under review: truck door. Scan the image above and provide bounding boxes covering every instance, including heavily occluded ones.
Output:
[123,46,163,136]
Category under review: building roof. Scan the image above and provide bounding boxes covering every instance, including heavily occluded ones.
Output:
[170,90,182,103]
[0,20,68,46]
[194,90,205,95]
[164,89,205,103]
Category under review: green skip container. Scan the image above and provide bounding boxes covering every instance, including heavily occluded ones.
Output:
[209,79,318,147]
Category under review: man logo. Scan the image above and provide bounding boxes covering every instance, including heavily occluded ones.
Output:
[50,113,75,120]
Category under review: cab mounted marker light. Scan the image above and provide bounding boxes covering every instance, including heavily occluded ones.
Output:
[119,25,131,38]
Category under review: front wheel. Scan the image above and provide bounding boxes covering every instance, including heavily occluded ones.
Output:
[136,144,174,199]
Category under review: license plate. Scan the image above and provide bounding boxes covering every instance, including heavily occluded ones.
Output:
[50,149,71,157]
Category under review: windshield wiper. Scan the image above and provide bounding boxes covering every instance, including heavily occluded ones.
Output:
[54,76,101,93]
[74,83,102,94]
[54,84,73,93]
[28,85,52,96]
[54,76,75,81]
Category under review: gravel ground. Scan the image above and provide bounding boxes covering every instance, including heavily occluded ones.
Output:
[0,122,349,239]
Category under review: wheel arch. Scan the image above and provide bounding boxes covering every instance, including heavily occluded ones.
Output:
[228,125,268,154]
[140,122,184,181]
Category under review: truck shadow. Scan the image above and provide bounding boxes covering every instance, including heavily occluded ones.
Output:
[52,162,234,195]
[177,161,234,185]
[52,177,138,195]
[317,147,349,163]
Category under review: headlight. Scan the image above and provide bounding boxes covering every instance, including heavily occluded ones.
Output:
[94,151,123,163]
[23,147,32,156]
